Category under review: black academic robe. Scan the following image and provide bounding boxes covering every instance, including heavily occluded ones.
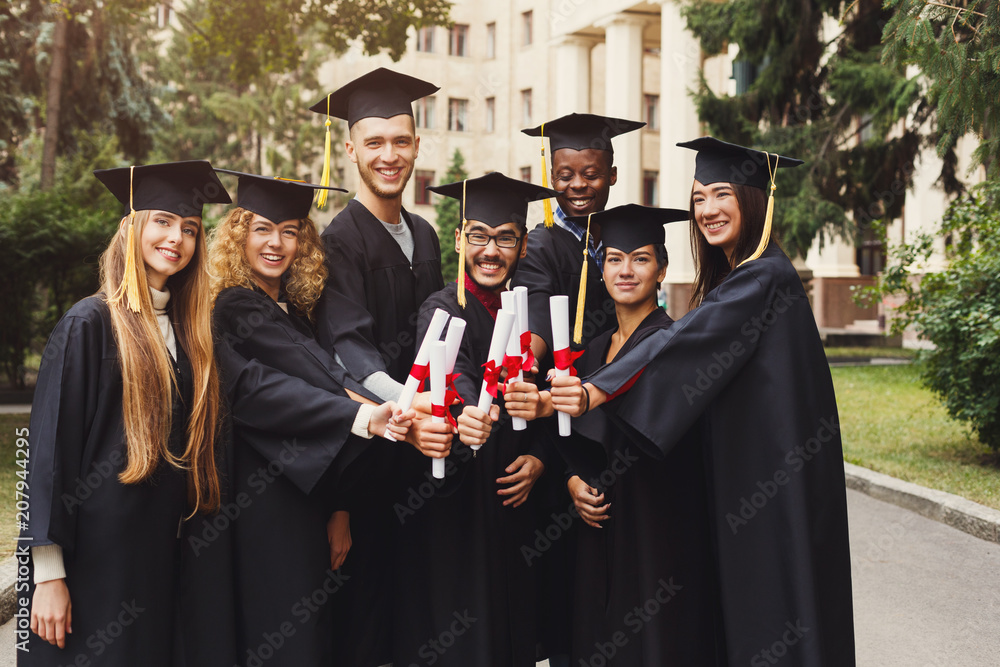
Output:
[21,296,190,666]
[558,308,719,666]
[585,243,856,666]
[392,286,541,667]
[316,199,444,667]
[212,286,377,667]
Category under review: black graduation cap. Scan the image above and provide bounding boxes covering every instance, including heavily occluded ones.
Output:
[215,169,347,223]
[568,204,689,254]
[521,113,645,154]
[426,172,560,229]
[677,136,804,191]
[308,67,440,128]
[94,160,231,218]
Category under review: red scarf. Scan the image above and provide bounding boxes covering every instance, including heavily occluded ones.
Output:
[463,274,502,319]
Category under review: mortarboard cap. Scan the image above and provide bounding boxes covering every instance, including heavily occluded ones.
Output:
[215,169,346,223]
[94,160,231,218]
[568,204,689,254]
[308,67,440,128]
[677,136,804,191]
[426,172,560,229]
[521,113,645,154]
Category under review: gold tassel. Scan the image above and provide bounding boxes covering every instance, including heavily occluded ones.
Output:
[572,212,592,344]
[317,95,333,210]
[109,166,142,313]
[739,153,777,267]
[540,122,554,227]
[456,179,468,308]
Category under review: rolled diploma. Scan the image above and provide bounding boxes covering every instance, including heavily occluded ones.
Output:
[514,285,530,367]
[474,309,516,450]
[501,292,526,431]
[549,295,572,436]
[429,341,447,479]
[385,308,450,440]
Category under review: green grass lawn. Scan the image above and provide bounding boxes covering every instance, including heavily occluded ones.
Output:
[0,413,30,559]
[833,363,1000,510]
[825,346,917,359]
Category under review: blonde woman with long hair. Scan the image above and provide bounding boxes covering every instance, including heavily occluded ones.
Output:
[208,171,416,666]
[21,161,230,665]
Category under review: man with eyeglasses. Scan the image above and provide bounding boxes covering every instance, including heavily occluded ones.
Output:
[391,172,560,667]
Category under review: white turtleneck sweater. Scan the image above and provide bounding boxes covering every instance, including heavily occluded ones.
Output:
[32,287,179,584]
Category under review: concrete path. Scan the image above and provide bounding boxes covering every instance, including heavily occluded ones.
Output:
[2,489,998,665]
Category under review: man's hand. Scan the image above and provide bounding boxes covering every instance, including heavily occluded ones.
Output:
[496,455,545,507]
[567,475,610,528]
[327,511,351,571]
[456,405,499,448]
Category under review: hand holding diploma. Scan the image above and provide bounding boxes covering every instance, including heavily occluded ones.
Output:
[474,309,516,451]
[501,291,526,431]
[549,295,583,435]
[387,308,450,439]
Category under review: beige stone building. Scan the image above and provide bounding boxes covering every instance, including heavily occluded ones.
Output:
[305,0,982,330]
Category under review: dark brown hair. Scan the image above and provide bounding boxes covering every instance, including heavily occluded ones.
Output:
[688,183,768,308]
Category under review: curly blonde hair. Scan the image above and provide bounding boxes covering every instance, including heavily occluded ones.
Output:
[208,208,328,320]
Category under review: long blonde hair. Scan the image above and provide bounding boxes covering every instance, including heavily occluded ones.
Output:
[208,207,328,319]
[99,209,221,514]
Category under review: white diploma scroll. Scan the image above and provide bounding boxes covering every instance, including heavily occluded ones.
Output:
[549,295,572,436]
[501,292,526,431]
[429,341,448,479]
[474,309,516,451]
[385,308,450,441]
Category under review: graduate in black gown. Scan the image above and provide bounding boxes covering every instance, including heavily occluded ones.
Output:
[392,173,559,667]
[206,171,417,667]
[20,161,231,666]
[555,138,856,665]
[546,205,718,665]
[512,112,645,664]
[309,68,445,666]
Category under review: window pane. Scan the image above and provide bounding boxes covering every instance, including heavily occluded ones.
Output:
[643,171,659,207]
[486,23,496,59]
[485,98,495,133]
[522,11,532,46]
[521,89,532,126]
[520,166,532,182]
[644,95,660,131]
[415,170,434,205]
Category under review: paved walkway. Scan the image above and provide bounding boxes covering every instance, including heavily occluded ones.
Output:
[3,489,998,665]
[0,406,29,415]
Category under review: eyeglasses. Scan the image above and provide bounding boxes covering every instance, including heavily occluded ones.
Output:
[464,232,522,248]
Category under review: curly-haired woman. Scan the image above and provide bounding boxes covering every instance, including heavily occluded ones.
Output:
[208,171,414,666]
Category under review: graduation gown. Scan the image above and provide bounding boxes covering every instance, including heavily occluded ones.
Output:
[316,199,444,667]
[21,296,190,666]
[212,286,377,667]
[558,308,718,666]
[585,243,856,666]
[392,285,541,667]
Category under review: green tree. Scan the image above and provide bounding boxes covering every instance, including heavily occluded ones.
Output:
[435,149,468,284]
[882,0,1000,176]
[682,0,928,257]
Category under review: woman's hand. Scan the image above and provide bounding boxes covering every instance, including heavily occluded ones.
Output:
[369,401,410,440]
[379,405,414,441]
[496,455,545,507]
[31,579,72,648]
[405,416,453,458]
[549,375,588,417]
[456,405,499,448]
[567,475,610,529]
[326,511,351,571]
[503,381,546,420]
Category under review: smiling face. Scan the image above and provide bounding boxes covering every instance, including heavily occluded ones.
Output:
[550,148,617,218]
[346,114,419,201]
[691,180,744,260]
[603,244,666,307]
[139,209,201,291]
[244,214,300,299]
[454,221,526,294]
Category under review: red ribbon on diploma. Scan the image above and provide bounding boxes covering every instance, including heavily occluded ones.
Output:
[552,347,584,377]
[410,362,430,391]
[500,353,523,394]
[482,359,502,398]
[519,331,535,373]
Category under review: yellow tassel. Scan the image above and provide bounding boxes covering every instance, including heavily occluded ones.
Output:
[109,166,142,313]
[457,179,468,308]
[573,213,592,344]
[317,96,333,210]
[738,153,777,267]
[540,122,554,227]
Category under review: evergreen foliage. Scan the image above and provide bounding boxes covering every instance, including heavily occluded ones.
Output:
[435,149,468,284]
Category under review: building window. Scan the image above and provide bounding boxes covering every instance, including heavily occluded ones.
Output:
[417,26,435,53]
[485,97,496,133]
[156,2,173,28]
[486,22,496,59]
[449,24,469,57]
[522,11,533,46]
[414,170,435,205]
[415,96,436,130]
[520,166,532,182]
[644,95,660,131]
[521,89,532,126]
[643,171,659,207]
[448,98,469,131]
